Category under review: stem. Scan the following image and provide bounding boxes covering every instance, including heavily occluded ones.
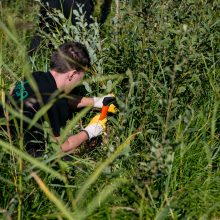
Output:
[18,117,24,220]
[18,155,23,220]
[18,56,25,220]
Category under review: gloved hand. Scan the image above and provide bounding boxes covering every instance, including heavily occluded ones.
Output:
[108,104,117,113]
[83,114,107,140]
[93,94,115,108]
[93,94,117,113]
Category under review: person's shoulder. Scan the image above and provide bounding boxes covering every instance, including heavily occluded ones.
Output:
[32,71,57,93]
[32,71,48,76]
[32,71,51,80]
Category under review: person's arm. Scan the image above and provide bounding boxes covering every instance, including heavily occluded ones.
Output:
[61,131,89,152]
[76,97,94,108]
[57,114,107,153]
[67,95,94,109]
[68,94,115,109]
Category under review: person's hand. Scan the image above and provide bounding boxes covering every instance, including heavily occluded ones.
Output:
[93,94,115,108]
[83,114,107,140]
[93,94,117,113]
[108,104,117,113]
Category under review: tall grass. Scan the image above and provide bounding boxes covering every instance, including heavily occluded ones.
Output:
[1,0,220,219]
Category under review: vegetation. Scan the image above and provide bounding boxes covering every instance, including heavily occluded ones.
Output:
[1,0,220,219]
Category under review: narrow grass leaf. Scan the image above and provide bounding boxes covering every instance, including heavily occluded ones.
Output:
[61,106,91,142]
[27,98,56,130]
[31,172,74,220]
[6,106,42,130]
[75,132,140,204]
[0,21,20,46]
[74,178,127,220]
[0,140,65,181]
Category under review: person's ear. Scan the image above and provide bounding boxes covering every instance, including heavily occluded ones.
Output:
[68,70,77,81]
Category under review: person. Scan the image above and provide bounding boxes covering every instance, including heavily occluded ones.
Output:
[29,0,112,55]
[3,41,115,157]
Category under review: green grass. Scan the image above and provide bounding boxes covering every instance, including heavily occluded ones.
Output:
[1,0,220,219]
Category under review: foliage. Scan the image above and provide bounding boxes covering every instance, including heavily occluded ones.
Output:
[1,0,220,219]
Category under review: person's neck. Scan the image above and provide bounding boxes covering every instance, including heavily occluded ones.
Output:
[50,69,66,91]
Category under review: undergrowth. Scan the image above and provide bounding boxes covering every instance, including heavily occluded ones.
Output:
[1,0,220,219]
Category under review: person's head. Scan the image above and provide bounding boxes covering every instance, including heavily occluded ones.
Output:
[50,42,91,92]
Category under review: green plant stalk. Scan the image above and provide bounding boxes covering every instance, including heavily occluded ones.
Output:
[60,106,91,143]
[31,172,74,220]
[18,139,23,220]
[0,139,66,181]
[156,152,175,220]
[18,52,27,220]
[74,132,140,206]
[211,101,218,142]
[74,178,127,220]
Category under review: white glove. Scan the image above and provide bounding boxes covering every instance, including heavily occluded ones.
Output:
[93,94,115,108]
[83,114,107,140]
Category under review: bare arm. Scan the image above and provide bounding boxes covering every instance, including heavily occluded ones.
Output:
[77,97,94,108]
[55,114,106,153]
[68,95,94,109]
[59,131,89,152]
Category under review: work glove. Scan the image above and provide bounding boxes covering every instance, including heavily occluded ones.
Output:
[83,114,107,140]
[93,94,117,113]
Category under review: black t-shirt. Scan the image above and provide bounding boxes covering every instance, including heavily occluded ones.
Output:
[10,71,70,155]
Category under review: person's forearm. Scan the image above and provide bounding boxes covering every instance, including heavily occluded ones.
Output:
[68,95,94,108]
[61,131,89,152]
[77,97,94,108]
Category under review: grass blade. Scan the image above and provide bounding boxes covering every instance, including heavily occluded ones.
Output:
[31,172,74,220]
[74,178,127,220]
[75,132,140,204]
[0,139,65,181]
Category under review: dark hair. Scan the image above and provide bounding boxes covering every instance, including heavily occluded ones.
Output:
[50,42,91,73]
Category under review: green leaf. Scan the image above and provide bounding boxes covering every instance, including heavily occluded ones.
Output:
[0,139,65,181]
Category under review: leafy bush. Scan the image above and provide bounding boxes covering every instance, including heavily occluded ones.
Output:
[1,0,220,219]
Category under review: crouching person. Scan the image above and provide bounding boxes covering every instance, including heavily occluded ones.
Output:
[4,41,113,157]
